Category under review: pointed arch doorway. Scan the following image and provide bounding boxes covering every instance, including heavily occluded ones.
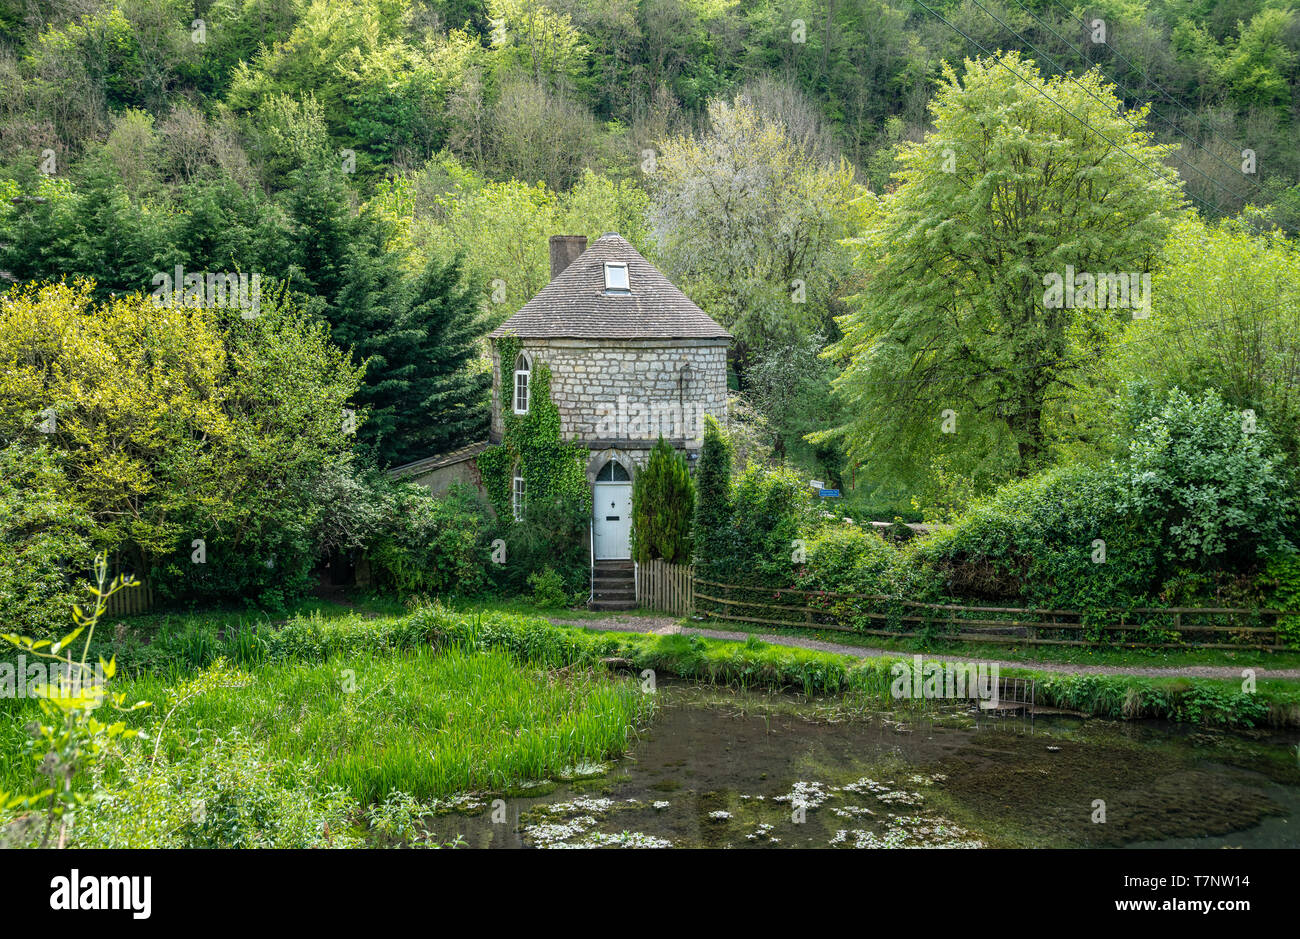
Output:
[593,459,633,560]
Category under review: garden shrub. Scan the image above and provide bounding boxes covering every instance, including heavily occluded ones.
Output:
[0,444,94,637]
[718,464,814,588]
[1120,386,1297,568]
[526,566,570,609]
[917,462,1163,610]
[798,525,895,594]
[0,280,365,615]
[490,497,591,600]
[366,481,492,598]
[631,435,694,563]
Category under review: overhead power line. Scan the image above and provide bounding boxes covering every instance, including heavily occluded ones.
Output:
[980,0,1255,209]
[1041,0,1267,196]
[907,0,1224,219]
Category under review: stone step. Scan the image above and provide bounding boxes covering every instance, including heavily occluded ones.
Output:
[589,599,638,611]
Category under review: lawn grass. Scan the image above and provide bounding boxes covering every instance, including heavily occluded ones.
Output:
[685,614,1300,671]
[401,605,1300,727]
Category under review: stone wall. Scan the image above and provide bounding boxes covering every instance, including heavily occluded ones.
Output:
[408,457,483,499]
[491,338,728,451]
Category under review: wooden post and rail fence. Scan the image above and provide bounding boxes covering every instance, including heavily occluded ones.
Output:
[89,555,1294,652]
[633,561,1292,651]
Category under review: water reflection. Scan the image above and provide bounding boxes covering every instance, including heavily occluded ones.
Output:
[419,684,1300,849]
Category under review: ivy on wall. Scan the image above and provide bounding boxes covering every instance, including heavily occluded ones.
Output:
[477,335,591,523]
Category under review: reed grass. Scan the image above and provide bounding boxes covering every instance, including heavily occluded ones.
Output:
[3,644,650,803]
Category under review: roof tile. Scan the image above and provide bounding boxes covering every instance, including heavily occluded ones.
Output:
[488,234,731,340]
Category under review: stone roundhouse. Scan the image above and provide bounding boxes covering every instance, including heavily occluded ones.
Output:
[488,233,731,561]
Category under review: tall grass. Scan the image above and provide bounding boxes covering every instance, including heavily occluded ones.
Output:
[4,645,649,804]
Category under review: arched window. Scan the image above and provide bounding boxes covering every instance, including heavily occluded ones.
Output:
[512,353,531,415]
[596,460,631,482]
[512,466,526,520]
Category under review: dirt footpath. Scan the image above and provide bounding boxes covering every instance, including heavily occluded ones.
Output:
[544,614,1300,680]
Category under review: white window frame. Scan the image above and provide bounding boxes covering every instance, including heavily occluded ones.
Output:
[603,262,630,293]
[596,459,631,482]
[512,353,531,415]
[512,469,525,521]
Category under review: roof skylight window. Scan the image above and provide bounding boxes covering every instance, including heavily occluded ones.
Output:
[603,262,630,294]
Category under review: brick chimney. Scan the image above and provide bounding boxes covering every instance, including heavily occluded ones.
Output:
[549,234,587,281]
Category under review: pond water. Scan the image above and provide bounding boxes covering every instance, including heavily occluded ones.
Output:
[421,684,1300,849]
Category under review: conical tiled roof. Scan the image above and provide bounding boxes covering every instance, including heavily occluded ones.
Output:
[488,234,731,340]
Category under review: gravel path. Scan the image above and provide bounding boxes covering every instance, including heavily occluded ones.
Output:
[544,615,1300,680]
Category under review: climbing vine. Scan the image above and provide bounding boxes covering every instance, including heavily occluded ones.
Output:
[477,335,591,523]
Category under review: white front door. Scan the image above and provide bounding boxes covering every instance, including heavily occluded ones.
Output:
[593,482,633,560]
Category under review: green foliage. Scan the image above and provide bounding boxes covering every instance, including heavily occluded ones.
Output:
[1031,672,1276,728]
[693,414,732,578]
[630,436,694,563]
[224,0,445,168]
[398,254,492,460]
[745,332,843,467]
[334,230,490,466]
[824,52,1186,486]
[495,497,591,599]
[410,604,1294,727]
[713,463,814,589]
[1108,217,1300,460]
[61,731,361,849]
[916,386,1298,612]
[410,162,652,323]
[0,554,150,847]
[917,462,1162,610]
[797,525,896,595]
[478,348,592,596]
[1120,386,1296,566]
[0,444,94,637]
[0,280,365,613]
[366,482,493,597]
[0,605,651,844]
[487,0,588,89]
[408,602,897,700]
[311,461,494,601]
[0,163,180,297]
[525,566,570,609]
[650,95,864,365]
[1260,553,1300,648]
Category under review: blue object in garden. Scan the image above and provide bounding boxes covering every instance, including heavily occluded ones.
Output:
[818,489,840,497]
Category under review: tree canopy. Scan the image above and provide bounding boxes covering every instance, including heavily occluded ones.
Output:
[822,52,1187,486]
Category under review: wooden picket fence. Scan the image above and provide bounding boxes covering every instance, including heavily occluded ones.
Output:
[692,578,1292,651]
[101,575,154,616]
[636,560,694,616]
